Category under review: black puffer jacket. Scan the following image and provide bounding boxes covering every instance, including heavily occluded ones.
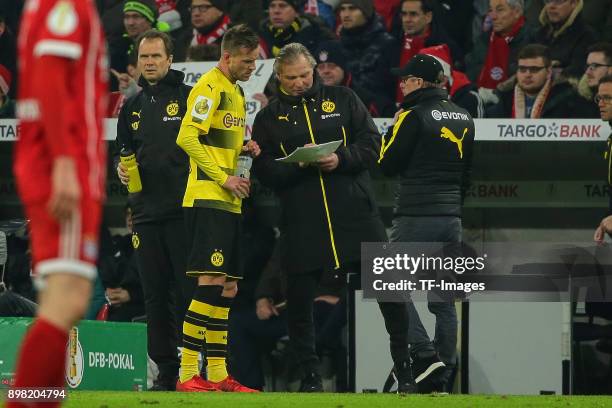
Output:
[115,69,191,225]
[339,15,398,106]
[252,76,387,274]
[532,3,598,79]
[378,87,475,217]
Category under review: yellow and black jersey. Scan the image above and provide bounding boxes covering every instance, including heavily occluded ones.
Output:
[177,67,246,214]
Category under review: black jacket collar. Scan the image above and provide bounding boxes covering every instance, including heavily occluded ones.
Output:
[139,69,185,96]
[400,87,448,109]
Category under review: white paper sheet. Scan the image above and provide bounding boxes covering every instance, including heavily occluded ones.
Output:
[275,140,343,163]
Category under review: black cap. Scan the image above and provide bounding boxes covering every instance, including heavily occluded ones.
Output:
[315,41,348,72]
[209,0,229,11]
[338,0,375,20]
[279,0,307,11]
[391,54,444,83]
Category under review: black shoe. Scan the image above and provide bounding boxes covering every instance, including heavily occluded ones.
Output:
[298,372,323,392]
[412,352,446,393]
[149,376,177,391]
[394,360,417,394]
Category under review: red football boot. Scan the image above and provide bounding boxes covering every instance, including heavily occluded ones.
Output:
[211,375,260,392]
[176,375,219,392]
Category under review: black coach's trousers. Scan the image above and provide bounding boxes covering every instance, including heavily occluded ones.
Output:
[133,219,196,381]
[287,263,410,376]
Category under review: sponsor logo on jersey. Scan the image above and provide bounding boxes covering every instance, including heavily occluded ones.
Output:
[132,233,140,249]
[47,1,78,36]
[223,113,245,128]
[431,110,469,121]
[166,102,179,116]
[322,100,335,113]
[211,250,224,267]
[440,126,468,159]
[192,96,212,121]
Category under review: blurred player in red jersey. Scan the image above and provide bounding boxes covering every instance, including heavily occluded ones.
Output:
[7,0,108,406]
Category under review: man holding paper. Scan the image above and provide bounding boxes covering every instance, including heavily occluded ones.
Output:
[252,43,415,393]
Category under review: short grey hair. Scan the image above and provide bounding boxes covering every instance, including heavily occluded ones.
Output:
[273,43,317,75]
[505,0,524,11]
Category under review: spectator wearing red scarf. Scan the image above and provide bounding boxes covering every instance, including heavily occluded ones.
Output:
[174,0,231,61]
[466,0,533,90]
[394,0,463,102]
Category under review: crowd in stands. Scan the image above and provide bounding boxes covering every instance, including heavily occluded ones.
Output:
[1,0,611,119]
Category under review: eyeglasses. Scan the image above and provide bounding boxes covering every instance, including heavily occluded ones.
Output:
[586,63,612,71]
[401,76,421,82]
[517,65,548,74]
[189,4,214,13]
[595,94,612,105]
[543,0,569,5]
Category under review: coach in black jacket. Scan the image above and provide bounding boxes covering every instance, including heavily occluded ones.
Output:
[379,54,475,393]
[115,30,195,391]
[253,43,415,393]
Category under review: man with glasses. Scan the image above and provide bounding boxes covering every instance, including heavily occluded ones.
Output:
[379,54,475,393]
[487,44,591,118]
[532,0,597,80]
[575,42,612,117]
[593,75,612,241]
[174,0,230,62]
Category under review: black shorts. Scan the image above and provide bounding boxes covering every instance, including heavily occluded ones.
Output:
[184,207,243,280]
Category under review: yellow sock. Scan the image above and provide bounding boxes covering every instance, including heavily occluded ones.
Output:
[206,297,231,382]
[179,286,220,383]
[179,348,200,383]
[207,357,227,383]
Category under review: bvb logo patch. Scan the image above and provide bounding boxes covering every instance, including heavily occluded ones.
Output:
[132,233,140,249]
[211,250,224,267]
[131,121,139,130]
[195,99,210,115]
[322,101,335,113]
[166,102,179,116]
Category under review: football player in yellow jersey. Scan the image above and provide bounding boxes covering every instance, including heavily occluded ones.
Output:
[175,24,261,393]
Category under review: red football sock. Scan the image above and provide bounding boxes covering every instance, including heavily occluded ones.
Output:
[6,318,68,408]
